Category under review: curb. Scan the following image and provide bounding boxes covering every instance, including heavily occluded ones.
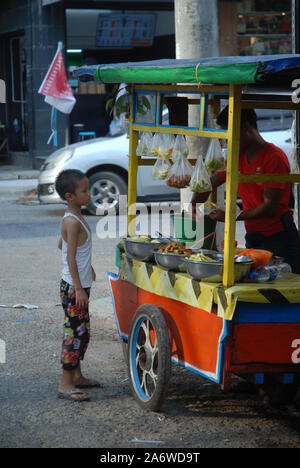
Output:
[0,178,38,201]
[0,171,39,181]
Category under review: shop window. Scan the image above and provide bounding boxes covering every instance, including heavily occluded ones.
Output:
[237,0,292,56]
[133,91,157,126]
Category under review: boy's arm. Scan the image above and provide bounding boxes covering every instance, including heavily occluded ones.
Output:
[58,236,62,250]
[65,219,89,309]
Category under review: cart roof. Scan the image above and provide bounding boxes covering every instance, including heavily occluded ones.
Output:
[74,54,300,86]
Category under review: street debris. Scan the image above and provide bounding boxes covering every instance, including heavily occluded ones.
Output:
[48,318,58,325]
[0,304,39,310]
[13,318,41,323]
[131,438,165,445]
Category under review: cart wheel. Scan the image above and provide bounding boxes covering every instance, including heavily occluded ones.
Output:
[128,304,171,412]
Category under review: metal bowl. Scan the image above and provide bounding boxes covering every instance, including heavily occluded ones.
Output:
[124,238,165,261]
[185,251,254,282]
[154,250,193,272]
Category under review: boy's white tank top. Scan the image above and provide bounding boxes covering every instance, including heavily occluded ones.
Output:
[61,213,92,288]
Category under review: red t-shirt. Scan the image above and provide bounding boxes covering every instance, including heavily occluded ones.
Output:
[217,143,292,237]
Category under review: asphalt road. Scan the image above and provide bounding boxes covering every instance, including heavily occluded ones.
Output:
[0,199,300,451]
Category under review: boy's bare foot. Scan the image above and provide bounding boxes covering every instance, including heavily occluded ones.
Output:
[74,376,101,388]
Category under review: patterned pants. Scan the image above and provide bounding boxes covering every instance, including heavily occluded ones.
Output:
[60,279,91,371]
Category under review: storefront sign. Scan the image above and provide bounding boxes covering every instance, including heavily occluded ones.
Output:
[96,13,156,48]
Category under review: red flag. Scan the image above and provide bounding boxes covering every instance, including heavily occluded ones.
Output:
[38,44,76,114]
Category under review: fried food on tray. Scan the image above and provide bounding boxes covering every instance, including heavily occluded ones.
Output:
[157,241,192,255]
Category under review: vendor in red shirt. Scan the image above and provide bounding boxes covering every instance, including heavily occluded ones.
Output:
[191,106,300,274]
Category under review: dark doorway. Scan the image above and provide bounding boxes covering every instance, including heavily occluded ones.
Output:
[7,34,28,151]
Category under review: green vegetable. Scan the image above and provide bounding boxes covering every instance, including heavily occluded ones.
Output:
[190,178,212,192]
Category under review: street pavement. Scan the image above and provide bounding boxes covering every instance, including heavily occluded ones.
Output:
[1,166,299,449]
[0,165,39,201]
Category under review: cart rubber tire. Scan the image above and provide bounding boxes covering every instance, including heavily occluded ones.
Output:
[128,304,171,412]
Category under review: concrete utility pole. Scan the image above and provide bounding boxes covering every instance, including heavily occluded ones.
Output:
[175,0,219,60]
[174,0,219,209]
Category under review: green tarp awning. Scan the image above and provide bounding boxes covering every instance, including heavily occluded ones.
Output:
[74,55,300,86]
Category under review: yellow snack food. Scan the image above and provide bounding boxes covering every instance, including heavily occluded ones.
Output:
[188,253,217,262]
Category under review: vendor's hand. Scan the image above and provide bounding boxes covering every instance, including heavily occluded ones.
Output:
[209,209,225,222]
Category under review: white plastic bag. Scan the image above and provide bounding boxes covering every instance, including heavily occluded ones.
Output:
[190,155,212,193]
[172,135,189,162]
[149,133,162,157]
[152,158,171,180]
[136,132,152,156]
[157,133,175,159]
[166,153,193,188]
[204,139,226,174]
[109,116,125,136]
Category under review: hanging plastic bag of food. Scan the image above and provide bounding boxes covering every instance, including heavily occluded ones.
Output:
[157,133,175,159]
[152,158,171,180]
[204,139,226,175]
[149,133,162,157]
[166,153,193,188]
[190,155,212,193]
[172,134,189,162]
[136,132,153,156]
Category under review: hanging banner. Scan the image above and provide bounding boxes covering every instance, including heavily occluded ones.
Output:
[38,44,76,114]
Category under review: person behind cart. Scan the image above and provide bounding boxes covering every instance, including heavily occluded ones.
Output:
[191,106,300,274]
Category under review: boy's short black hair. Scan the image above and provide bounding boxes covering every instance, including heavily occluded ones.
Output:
[216,105,258,130]
[55,169,86,200]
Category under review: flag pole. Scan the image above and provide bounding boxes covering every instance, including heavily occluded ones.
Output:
[52,42,62,149]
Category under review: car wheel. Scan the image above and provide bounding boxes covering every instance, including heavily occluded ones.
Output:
[87,171,127,215]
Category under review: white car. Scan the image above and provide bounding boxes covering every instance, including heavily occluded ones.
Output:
[37,133,179,214]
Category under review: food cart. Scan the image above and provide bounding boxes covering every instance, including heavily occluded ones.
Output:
[76,55,300,411]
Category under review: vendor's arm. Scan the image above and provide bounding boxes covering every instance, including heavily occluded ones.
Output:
[191,173,225,222]
[209,187,284,223]
[237,187,283,221]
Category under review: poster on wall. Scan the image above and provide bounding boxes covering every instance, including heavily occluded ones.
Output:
[95,13,156,48]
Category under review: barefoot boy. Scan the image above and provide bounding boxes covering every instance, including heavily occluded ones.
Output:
[55,169,99,401]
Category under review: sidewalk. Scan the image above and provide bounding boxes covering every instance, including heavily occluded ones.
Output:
[0,165,39,201]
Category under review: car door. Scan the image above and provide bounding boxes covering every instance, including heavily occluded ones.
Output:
[137,157,178,197]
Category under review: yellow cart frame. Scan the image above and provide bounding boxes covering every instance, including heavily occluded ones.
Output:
[126,82,300,288]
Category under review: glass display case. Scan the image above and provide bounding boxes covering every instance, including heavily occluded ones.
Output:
[237,0,292,56]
